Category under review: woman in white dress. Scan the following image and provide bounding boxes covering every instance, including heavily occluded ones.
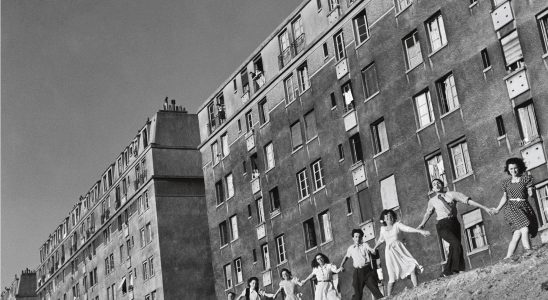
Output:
[272,268,302,300]
[298,253,342,300]
[373,209,430,296]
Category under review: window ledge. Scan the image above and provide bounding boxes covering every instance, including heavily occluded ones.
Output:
[453,172,474,184]
[440,107,460,119]
[483,66,492,73]
[467,245,489,256]
[291,146,304,155]
[276,260,288,268]
[502,65,526,81]
[331,106,337,111]
[364,91,380,103]
[469,1,478,8]
[347,212,353,216]
[215,202,225,209]
[306,135,319,144]
[259,121,270,129]
[542,53,548,59]
[304,246,318,254]
[270,210,281,218]
[298,196,311,204]
[285,98,298,108]
[226,195,234,201]
[235,282,244,287]
[220,244,229,250]
[373,149,389,159]
[497,134,507,141]
[355,37,371,50]
[265,167,275,174]
[405,62,424,74]
[339,158,345,163]
[320,239,333,247]
[300,87,311,95]
[428,44,448,58]
[313,186,326,194]
[519,136,542,150]
[415,121,435,133]
[395,3,412,17]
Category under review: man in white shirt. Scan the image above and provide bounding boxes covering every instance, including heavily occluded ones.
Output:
[340,229,384,299]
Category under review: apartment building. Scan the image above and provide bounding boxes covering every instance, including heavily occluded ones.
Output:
[36,102,215,300]
[1,269,37,300]
[197,0,548,298]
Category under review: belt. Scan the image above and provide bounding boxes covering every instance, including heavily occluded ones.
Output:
[509,198,526,202]
[317,280,332,282]
[355,265,371,269]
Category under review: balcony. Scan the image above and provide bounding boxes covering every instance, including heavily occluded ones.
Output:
[351,161,367,186]
[251,177,261,194]
[245,130,255,151]
[505,69,529,99]
[491,1,513,31]
[256,223,266,240]
[327,6,341,25]
[278,47,292,69]
[343,109,357,131]
[293,34,306,55]
[336,58,349,79]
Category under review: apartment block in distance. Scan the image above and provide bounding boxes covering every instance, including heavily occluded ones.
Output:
[1,268,37,300]
[197,0,548,298]
[36,101,215,300]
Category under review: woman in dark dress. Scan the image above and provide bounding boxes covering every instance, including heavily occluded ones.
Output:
[493,157,539,259]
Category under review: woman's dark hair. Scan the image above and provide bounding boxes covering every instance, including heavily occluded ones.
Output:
[379,209,398,226]
[311,253,330,268]
[280,268,292,279]
[431,178,445,187]
[247,277,259,292]
[504,157,527,175]
[351,228,364,238]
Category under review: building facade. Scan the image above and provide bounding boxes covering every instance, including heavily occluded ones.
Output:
[197,0,548,298]
[36,103,215,300]
[1,269,37,300]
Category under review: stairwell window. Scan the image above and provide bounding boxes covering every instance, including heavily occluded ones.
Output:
[219,221,229,247]
[261,243,271,270]
[425,13,447,53]
[221,133,229,157]
[215,180,225,205]
[258,98,269,124]
[290,121,303,151]
[211,141,220,165]
[403,31,423,70]
[264,143,275,170]
[304,110,318,141]
[349,133,364,164]
[436,72,459,114]
[413,90,434,129]
[292,16,305,55]
[500,30,524,72]
[341,82,355,112]
[269,187,281,213]
[229,215,239,241]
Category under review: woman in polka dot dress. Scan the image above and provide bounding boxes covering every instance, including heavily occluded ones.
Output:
[492,157,539,259]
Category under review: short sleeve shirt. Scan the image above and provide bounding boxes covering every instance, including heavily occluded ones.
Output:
[427,191,470,220]
[345,243,371,268]
[312,264,338,281]
[502,175,533,199]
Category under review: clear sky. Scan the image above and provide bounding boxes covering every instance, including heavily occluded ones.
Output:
[1,0,302,287]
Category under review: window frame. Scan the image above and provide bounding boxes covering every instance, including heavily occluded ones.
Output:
[318,210,333,243]
[275,235,287,264]
[403,31,423,70]
[413,90,434,129]
[311,159,325,191]
[334,31,346,61]
[296,169,310,200]
[303,218,318,250]
[361,63,379,99]
[425,13,448,53]
[353,9,369,45]
[371,118,389,154]
[425,152,447,188]
[436,72,459,114]
[449,139,473,179]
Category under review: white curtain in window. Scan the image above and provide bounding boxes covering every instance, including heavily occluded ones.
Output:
[380,175,399,209]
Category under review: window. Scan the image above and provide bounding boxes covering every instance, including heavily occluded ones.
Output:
[279,30,291,68]
[219,221,229,247]
[371,118,389,154]
[238,119,242,133]
[265,143,275,170]
[317,0,322,10]
[328,0,339,11]
[403,31,423,69]
[462,209,488,251]
[242,160,247,175]
[290,121,303,150]
[437,73,459,114]
[245,111,253,132]
[500,31,523,71]
[241,68,250,96]
[292,16,305,54]
[322,42,329,59]
[346,197,353,214]
[145,222,152,244]
[275,235,287,264]
[247,204,252,218]
[149,256,155,277]
[252,249,258,263]
[261,243,271,270]
[225,173,234,199]
[211,141,220,165]
[397,0,412,11]
[349,133,364,163]
[535,182,548,227]
[414,90,434,128]
[233,78,238,92]
[269,187,281,213]
[297,63,310,92]
[481,48,491,69]
[221,133,229,157]
[450,140,473,178]
[425,13,447,52]
[207,103,216,133]
[224,263,233,289]
[215,180,225,205]
[296,169,310,199]
[229,215,239,241]
[318,211,333,243]
[256,198,265,224]
[258,98,269,124]
[284,75,296,104]
[380,175,400,210]
[361,63,379,99]
[334,31,346,61]
[338,144,345,161]
[341,82,355,112]
[426,153,446,187]
[539,11,548,53]
[304,110,317,140]
[496,116,506,137]
[234,258,243,284]
[311,159,325,191]
[151,291,156,300]
[252,56,265,90]
[303,218,317,250]
[353,10,369,44]
[515,102,539,144]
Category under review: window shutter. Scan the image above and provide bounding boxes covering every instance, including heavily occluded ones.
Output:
[501,31,523,66]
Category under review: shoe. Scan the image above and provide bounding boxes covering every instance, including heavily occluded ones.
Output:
[417,265,424,274]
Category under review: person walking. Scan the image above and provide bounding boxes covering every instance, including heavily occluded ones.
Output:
[373,209,429,296]
[236,277,275,300]
[492,157,539,259]
[299,253,341,300]
[339,229,384,299]
[418,178,493,277]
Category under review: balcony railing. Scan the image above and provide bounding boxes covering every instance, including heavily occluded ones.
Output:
[293,34,306,55]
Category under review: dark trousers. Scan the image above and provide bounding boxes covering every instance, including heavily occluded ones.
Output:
[352,265,384,300]
[436,217,466,276]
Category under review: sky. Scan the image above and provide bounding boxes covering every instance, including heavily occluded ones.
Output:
[1,0,302,288]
